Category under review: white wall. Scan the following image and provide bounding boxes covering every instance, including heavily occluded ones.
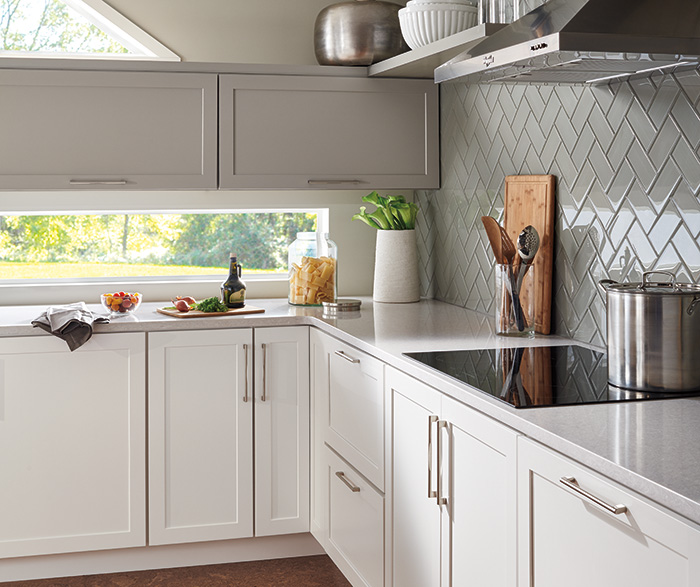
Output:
[102,0,405,65]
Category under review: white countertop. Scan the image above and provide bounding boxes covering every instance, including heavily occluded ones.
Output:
[4,298,700,525]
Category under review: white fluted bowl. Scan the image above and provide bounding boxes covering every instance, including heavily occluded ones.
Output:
[398,2,478,49]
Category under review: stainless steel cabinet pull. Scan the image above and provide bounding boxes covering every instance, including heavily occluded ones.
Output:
[334,350,360,364]
[308,179,362,185]
[427,415,438,499]
[436,420,448,506]
[336,471,361,493]
[560,476,628,515]
[69,180,128,185]
[243,344,249,403]
[261,343,267,402]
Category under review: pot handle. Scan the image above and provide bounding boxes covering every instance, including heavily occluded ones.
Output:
[640,270,678,290]
[688,297,700,316]
[598,279,618,294]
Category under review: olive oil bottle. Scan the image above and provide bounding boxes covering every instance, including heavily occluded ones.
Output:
[221,254,246,308]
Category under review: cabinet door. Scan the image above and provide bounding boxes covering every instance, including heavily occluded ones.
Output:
[442,395,517,587]
[148,329,253,545]
[219,74,439,189]
[518,437,700,587]
[255,326,310,536]
[0,333,146,558]
[389,367,442,587]
[0,70,218,190]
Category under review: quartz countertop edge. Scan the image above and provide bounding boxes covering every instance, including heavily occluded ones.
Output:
[3,298,700,526]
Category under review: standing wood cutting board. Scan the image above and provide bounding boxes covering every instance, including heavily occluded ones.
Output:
[503,175,556,335]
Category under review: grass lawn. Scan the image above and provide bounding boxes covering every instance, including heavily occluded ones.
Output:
[0,262,280,279]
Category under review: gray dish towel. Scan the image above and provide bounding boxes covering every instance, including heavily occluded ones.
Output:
[32,302,110,351]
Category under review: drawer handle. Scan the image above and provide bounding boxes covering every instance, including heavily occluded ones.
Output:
[559,476,628,515]
[336,471,361,493]
[334,350,360,364]
[69,179,128,185]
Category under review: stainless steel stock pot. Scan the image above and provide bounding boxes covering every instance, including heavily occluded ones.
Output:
[598,271,700,392]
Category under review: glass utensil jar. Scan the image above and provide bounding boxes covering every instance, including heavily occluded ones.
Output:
[495,263,534,337]
[288,232,338,306]
[479,0,519,23]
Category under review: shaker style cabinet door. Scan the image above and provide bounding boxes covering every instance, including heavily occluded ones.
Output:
[389,366,519,587]
[442,394,517,587]
[148,329,254,546]
[518,437,700,587]
[254,326,310,536]
[219,74,439,189]
[0,333,146,559]
[390,368,442,587]
[0,70,218,190]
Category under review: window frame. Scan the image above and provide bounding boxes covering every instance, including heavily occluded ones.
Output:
[0,191,332,306]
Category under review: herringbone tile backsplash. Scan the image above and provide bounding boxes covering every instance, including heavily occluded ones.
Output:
[416,70,700,346]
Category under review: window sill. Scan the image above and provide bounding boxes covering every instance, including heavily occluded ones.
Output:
[0,275,289,307]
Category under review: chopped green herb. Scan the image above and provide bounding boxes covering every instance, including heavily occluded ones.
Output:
[193,297,228,313]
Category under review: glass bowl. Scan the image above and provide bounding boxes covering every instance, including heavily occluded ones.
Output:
[101,292,142,316]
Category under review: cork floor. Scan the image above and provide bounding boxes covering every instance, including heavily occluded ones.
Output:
[5,555,351,587]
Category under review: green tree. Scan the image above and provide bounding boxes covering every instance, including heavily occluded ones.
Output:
[1,0,128,53]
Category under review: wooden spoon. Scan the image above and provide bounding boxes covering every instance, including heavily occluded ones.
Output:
[481,216,504,263]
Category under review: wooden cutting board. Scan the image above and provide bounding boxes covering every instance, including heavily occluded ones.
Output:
[157,305,265,318]
[503,175,556,335]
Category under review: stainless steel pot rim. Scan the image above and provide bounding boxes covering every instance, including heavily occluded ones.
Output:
[604,283,700,294]
[599,270,700,295]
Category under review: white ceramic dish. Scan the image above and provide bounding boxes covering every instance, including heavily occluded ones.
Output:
[399,2,478,49]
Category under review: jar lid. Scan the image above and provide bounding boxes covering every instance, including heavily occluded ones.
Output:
[322,298,362,312]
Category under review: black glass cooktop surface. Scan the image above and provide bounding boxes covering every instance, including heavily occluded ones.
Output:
[404,346,700,409]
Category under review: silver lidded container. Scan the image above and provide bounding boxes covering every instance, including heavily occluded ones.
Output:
[599,271,700,392]
[314,0,408,66]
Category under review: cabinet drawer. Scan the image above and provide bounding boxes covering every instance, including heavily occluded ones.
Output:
[518,438,700,587]
[325,447,384,587]
[326,339,385,490]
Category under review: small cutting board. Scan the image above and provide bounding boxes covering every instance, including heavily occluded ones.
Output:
[157,305,265,318]
[503,175,556,335]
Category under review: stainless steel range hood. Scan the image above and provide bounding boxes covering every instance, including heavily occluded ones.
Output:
[435,0,700,84]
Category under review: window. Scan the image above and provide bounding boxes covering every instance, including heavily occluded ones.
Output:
[0,211,319,281]
[0,0,179,60]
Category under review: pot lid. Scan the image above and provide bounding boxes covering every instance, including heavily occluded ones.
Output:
[600,271,700,295]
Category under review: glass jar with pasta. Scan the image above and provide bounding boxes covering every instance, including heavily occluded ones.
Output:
[288,232,337,306]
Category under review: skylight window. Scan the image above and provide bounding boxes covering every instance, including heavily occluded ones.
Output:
[0,0,179,60]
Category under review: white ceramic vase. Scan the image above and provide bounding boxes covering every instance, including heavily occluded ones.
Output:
[373,229,420,303]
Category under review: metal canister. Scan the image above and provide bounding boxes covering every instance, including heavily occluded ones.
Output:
[599,271,700,392]
[314,0,408,66]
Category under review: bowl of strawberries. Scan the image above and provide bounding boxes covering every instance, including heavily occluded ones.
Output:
[101,291,142,316]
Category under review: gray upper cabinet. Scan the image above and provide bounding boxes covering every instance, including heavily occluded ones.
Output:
[0,70,218,190]
[219,74,439,190]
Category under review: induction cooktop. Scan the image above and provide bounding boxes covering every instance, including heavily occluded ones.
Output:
[404,346,700,409]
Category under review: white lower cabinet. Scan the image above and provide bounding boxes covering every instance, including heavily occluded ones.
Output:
[148,326,309,546]
[254,326,310,537]
[389,367,517,587]
[518,437,700,587]
[0,333,146,559]
[311,329,387,587]
[148,329,254,545]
